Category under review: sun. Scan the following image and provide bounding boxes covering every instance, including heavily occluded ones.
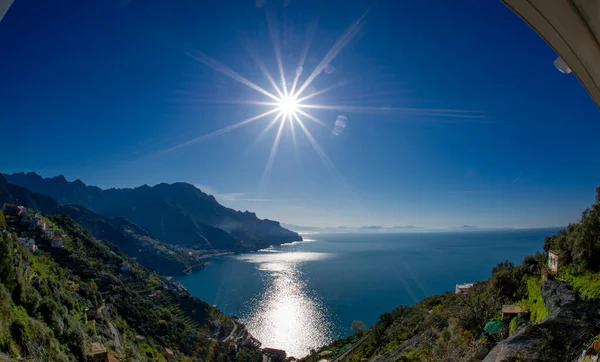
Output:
[277,95,299,117]
[168,10,482,189]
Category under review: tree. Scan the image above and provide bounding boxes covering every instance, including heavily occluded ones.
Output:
[351,320,366,334]
[0,211,5,230]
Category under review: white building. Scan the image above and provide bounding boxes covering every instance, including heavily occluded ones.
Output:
[548,250,559,274]
[455,283,474,295]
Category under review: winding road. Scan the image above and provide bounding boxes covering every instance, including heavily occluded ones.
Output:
[223,319,238,342]
[107,320,122,348]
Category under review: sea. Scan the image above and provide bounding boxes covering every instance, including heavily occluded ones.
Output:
[175,228,560,358]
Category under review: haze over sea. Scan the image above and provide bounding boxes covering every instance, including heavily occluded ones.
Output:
[177,228,559,357]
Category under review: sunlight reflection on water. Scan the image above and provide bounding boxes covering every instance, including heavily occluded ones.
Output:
[236,252,334,358]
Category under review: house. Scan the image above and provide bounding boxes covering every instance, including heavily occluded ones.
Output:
[43,230,52,239]
[120,263,130,272]
[16,206,26,216]
[51,238,63,248]
[107,354,119,362]
[502,304,526,321]
[89,342,108,362]
[31,216,46,231]
[548,250,559,274]
[455,283,474,294]
[19,238,38,253]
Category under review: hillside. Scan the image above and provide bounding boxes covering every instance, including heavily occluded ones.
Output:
[4,172,302,251]
[0,175,199,276]
[0,208,264,361]
[302,187,600,362]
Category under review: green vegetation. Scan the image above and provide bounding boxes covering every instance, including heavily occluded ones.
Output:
[304,187,600,362]
[560,266,600,299]
[0,210,5,229]
[516,277,549,323]
[0,213,262,361]
[302,258,546,361]
[544,186,600,273]
[508,317,517,335]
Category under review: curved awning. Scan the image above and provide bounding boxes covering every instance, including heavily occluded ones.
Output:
[0,0,13,23]
[502,0,600,108]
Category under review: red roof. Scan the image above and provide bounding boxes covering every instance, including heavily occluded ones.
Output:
[108,354,119,362]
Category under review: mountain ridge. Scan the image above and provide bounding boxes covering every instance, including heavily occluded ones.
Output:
[0,174,201,275]
[4,172,302,251]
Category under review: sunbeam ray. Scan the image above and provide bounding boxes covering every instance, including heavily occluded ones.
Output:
[261,117,287,190]
[266,10,288,97]
[296,108,328,128]
[294,10,369,99]
[257,111,284,140]
[187,51,280,102]
[290,23,317,97]
[295,80,349,103]
[289,113,298,153]
[160,108,279,155]
[293,113,345,184]
[297,104,487,118]
[243,37,285,98]
[171,94,279,107]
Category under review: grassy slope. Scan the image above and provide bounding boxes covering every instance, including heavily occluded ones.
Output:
[516,277,549,323]
[0,213,262,361]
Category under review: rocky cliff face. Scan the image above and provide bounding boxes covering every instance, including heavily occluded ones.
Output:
[484,279,600,361]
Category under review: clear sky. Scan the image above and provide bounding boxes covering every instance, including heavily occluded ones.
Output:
[1,0,599,229]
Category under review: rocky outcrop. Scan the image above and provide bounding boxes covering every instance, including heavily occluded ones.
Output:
[484,279,600,362]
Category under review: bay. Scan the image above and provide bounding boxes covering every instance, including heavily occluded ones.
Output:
[176,228,559,358]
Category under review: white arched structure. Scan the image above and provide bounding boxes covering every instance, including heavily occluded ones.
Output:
[0,0,13,23]
[502,0,600,108]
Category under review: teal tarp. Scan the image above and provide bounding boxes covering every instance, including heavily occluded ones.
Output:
[484,320,505,334]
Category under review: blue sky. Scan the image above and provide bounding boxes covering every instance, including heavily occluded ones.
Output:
[1,0,599,228]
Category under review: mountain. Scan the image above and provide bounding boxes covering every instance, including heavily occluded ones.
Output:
[0,175,199,275]
[0,174,59,213]
[4,172,302,251]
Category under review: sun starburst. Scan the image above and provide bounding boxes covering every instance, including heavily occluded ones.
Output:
[277,95,299,117]
[162,9,486,190]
